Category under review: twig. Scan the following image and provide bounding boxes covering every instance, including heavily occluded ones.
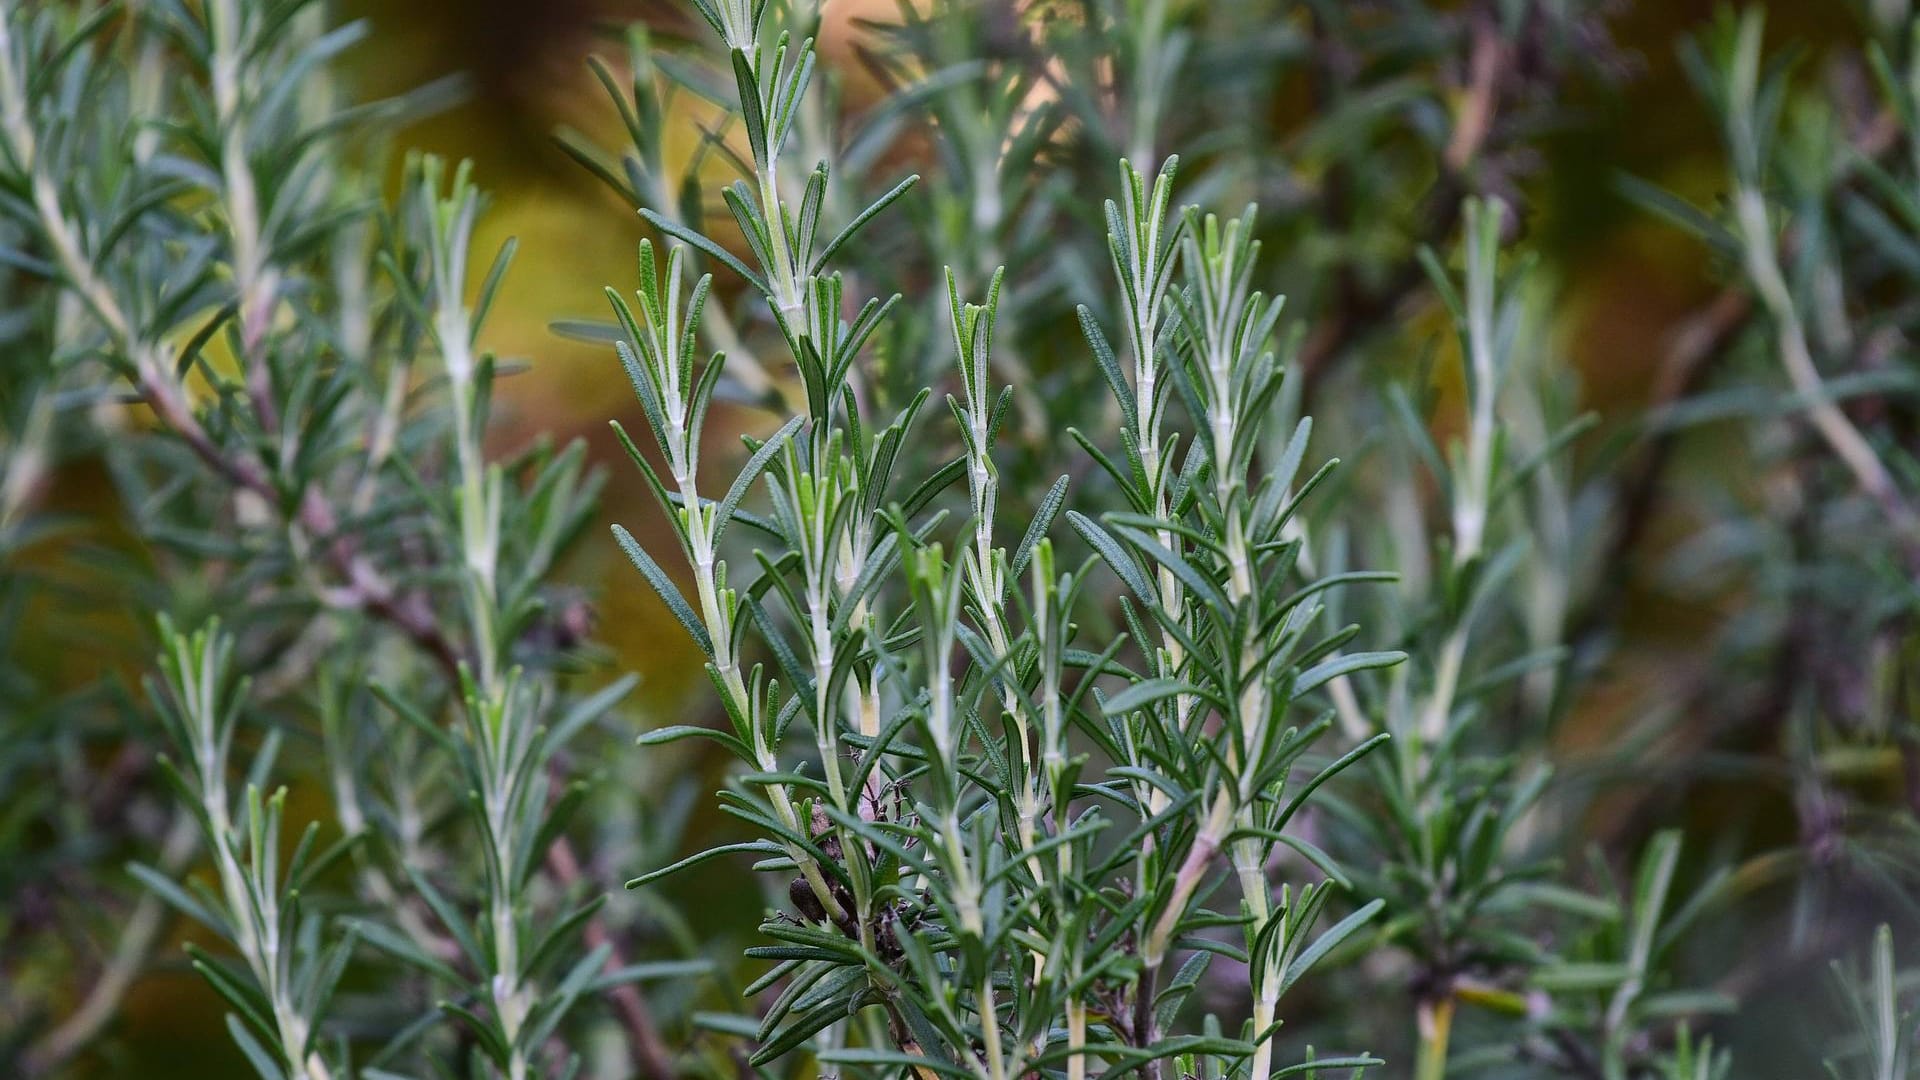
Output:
[127,360,464,677]
[14,74,466,685]
[1572,287,1750,645]
[544,835,676,1079]
[1736,186,1920,550]
[1444,13,1505,175]
[1132,955,1160,1080]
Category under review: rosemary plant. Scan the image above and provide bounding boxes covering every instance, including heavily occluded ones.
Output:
[1825,926,1919,1080]
[1306,197,1578,1080]
[143,618,354,1080]
[9,0,1920,1075]
[1622,2,1920,1014]
[607,3,1400,1076]
[1280,193,1723,1080]
[0,1,668,1075]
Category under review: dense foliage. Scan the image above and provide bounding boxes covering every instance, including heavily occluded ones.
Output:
[1,1,1918,1078]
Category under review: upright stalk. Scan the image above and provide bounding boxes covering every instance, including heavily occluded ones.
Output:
[1723,11,1918,547]
[151,623,335,1080]
[1418,199,1505,755]
[1415,995,1455,1080]
[418,162,529,1079]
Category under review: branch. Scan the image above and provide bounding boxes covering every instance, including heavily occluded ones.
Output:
[133,361,465,679]
[544,834,676,1080]
[1572,287,1751,644]
[1444,12,1504,175]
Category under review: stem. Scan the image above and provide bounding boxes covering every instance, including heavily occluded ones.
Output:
[0,383,53,532]
[978,975,1007,1080]
[628,250,845,930]
[1735,187,1920,548]
[1452,203,1500,571]
[1417,624,1469,748]
[208,791,328,1079]
[1415,995,1455,1080]
[952,286,1044,891]
[1065,998,1088,1080]
[1143,790,1232,968]
[422,177,537,1080]
[546,837,676,1079]
[1234,840,1283,1080]
[3,31,465,679]
[437,282,501,691]
[1132,958,1161,1080]
[210,0,281,433]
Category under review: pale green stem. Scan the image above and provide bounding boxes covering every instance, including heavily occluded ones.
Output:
[1144,789,1233,969]
[1415,995,1454,1080]
[1735,187,1919,542]
[978,974,1008,1080]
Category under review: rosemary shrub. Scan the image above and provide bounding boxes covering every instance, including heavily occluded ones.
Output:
[2,0,1918,1077]
[1,3,660,1077]
[605,2,1402,1076]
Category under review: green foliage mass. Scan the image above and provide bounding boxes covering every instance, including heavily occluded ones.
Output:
[2,1,1918,1078]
